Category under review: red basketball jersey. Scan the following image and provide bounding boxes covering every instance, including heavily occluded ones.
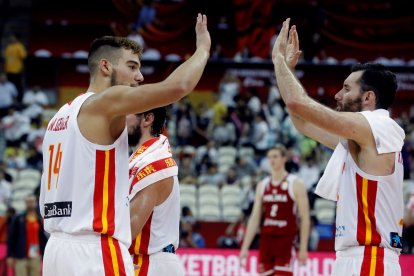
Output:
[260,174,298,236]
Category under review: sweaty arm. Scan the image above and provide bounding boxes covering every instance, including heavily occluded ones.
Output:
[292,178,310,265]
[130,176,174,239]
[239,182,264,263]
[272,19,373,147]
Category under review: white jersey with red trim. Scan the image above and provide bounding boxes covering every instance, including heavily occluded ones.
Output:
[335,151,404,254]
[39,92,131,247]
[128,136,180,261]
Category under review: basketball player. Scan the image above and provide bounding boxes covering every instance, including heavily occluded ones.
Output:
[39,14,210,276]
[127,107,183,275]
[240,144,310,276]
[272,18,405,275]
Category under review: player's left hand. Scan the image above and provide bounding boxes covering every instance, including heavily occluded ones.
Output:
[272,18,301,70]
[298,249,308,266]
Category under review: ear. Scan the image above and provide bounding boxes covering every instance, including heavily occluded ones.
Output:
[363,90,376,105]
[143,113,155,126]
[99,59,111,76]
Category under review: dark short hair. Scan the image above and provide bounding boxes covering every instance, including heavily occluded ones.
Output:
[351,63,398,110]
[88,36,143,75]
[141,106,167,137]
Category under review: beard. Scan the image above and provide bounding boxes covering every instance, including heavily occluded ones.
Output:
[110,69,119,86]
[128,123,142,147]
[336,96,362,112]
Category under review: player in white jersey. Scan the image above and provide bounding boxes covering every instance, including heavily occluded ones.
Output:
[39,14,210,276]
[272,18,405,275]
[127,107,184,276]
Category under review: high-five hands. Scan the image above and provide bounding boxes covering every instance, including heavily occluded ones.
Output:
[195,13,211,53]
[272,18,302,70]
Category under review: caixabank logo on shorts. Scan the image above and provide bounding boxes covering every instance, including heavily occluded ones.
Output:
[44,201,72,219]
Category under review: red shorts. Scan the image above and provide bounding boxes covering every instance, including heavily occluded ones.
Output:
[258,234,296,275]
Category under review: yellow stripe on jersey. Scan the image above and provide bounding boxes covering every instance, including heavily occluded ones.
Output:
[369,246,377,276]
[362,177,372,244]
[102,150,110,234]
[134,232,142,254]
[108,236,120,276]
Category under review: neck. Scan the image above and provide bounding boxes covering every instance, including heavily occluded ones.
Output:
[132,132,156,152]
[271,169,287,182]
[87,77,110,93]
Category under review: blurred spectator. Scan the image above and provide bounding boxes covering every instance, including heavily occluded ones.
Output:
[22,85,49,126]
[132,0,156,30]
[178,155,198,185]
[127,27,146,50]
[7,194,48,276]
[234,45,252,63]
[212,116,236,146]
[4,147,27,170]
[251,113,270,156]
[175,101,195,146]
[195,140,218,165]
[0,170,12,204]
[235,157,256,178]
[0,106,30,147]
[298,153,321,191]
[3,34,27,103]
[0,73,18,118]
[198,163,225,187]
[211,44,225,61]
[210,94,228,128]
[181,206,196,226]
[225,166,239,185]
[217,213,247,248]
[179,222,204,248]
[245,88,261,116]
[218,72,241,109]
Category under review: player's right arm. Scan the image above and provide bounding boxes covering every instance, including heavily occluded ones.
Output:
[239,181,264,265]
[91,14,210,118]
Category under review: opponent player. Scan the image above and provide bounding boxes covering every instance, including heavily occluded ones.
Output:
[272,18,405,275]
[39,14,210,276]
[240,144,310,275]
[127,107,184,275]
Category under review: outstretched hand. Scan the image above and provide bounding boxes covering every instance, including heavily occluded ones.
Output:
[272,18,302,70]
[195,13,211,53]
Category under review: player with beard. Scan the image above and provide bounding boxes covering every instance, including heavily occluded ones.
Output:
[272,18,405,276]
[40,14,210,276]
[127,107,184,275]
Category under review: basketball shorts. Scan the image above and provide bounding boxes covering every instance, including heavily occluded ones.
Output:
[258,234,296,276]
[332,246,401,276]
[133,251,184,276]
[42,232,134,276]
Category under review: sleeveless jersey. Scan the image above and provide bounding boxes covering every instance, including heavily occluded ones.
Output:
[335,151,404,254]
[39,92,131,246]
[128,136,180,260]
[260,174,298,236]
[129,176,180,258]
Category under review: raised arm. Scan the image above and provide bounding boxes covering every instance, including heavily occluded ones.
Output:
[290,112,339,149]
[272,19,372,146]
